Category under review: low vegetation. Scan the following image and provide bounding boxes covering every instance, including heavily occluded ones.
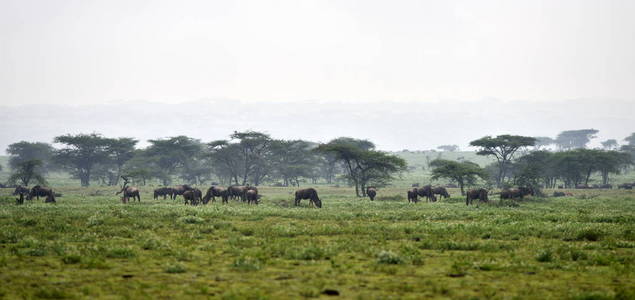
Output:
[0,186,633,299]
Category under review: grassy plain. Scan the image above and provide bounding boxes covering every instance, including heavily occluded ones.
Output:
[0,186,634,299]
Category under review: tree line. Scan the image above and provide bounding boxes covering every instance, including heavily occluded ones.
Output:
[3,132,406,196]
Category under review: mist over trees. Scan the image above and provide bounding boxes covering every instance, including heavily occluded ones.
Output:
[3,129,635,190]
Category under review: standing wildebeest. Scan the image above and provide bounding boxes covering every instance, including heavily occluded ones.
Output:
[27,185,56,203]
[183,188,203,205]
[171,185,193,200]
[116,186,140,202]
[203,186,229,204]
[466,188,488,206]
[407,190,416,203]
[246,189,260,204]
[227,185,248,201]
[432,186,450,200]
[416,185,434,202]
[153,187,173,200]
[618,183,633,190]
[366,187,377,201]
[294,188,322,208]
[13,185,30,196]
[500,187,533,200]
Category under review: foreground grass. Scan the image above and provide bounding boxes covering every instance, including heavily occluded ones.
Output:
[0,187,634,299]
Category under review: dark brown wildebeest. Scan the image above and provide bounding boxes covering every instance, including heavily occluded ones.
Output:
[116,186,140,202]
[408,188,420,203]
[416,185,434,202]
[366,187,377,201]
[294,188,322,208]
[432,187,450,200]
[618,183,632,189]
[27,185,56,203]
[153,187,173,200]
[246,189,259,204]
[227,185,248,201]
[171,185,193,200]
[183,188,203,205]
[466,188,488,206]
[203,186,229,204]
[500,187,533,200]
[13,185,30,196]
[575,184,590,189]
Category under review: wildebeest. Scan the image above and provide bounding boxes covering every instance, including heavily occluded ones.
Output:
[553,191,566,197]
[227,185,248,201]
[246,189,259,204]
[27,185,56,203]
[366,187,377,201]
[416,185,434,202]
[617,183,633,190]
[466,188,488,206]
[183,188,203,205]
[203,186,229,204]
[12,185,30,196]
[153,187,173,200]
[407,189,418,203]
[294,188,322,208]
[116,186,140,202]
[432,186,450,200]
[171,185,193,200]
[500,187,533,200]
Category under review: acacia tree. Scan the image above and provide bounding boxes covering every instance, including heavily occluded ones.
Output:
[624,133,635,146]
[146,136,203,185]
[104,137,138,185]
[555,129,598,150]
[7,141,55,173]
[269,140,318,187]
[53,133,110,186]
[429,159,487,195]
[7,159,48,186]
[601,139,618,150]
[470,135,536,187]
[317,137,406,196]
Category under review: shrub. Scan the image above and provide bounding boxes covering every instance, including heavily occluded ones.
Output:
[536,249,553,262]
[165,263,186,273]
[377,251,403,265]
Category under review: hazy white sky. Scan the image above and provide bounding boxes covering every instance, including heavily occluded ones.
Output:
[2,0,635,105]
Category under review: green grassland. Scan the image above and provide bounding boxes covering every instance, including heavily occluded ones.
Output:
[0,186,634,299]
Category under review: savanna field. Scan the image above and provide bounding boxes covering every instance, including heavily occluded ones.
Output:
[0,187,634,299]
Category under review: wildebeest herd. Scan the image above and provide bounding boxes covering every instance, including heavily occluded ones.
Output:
[9,180,631,208]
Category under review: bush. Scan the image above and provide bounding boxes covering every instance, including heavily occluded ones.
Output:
[165,263,186,273]
[377,250,403,265]
[536,249,553,262]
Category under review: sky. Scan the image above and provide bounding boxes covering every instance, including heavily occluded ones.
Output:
[1,0,634,151]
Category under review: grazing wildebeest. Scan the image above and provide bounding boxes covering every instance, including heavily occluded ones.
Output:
[13,185,30,196]
[432,186,450,200]
[183,188,203,205]
[618,183,632,190]
[294,188,322,208]
[407,189,417,203]
[416,185,434,202]
[171,185,193,200]
[575,184,590,189]
[227,185,248,201]
[366,187,377,201]
[116,186,140,202]
[500,187,533,200]
[246,189,259,204]
[153,187,173,200]
[27,185,56,203]
[466,188,488,206]
[203,186,229,204]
